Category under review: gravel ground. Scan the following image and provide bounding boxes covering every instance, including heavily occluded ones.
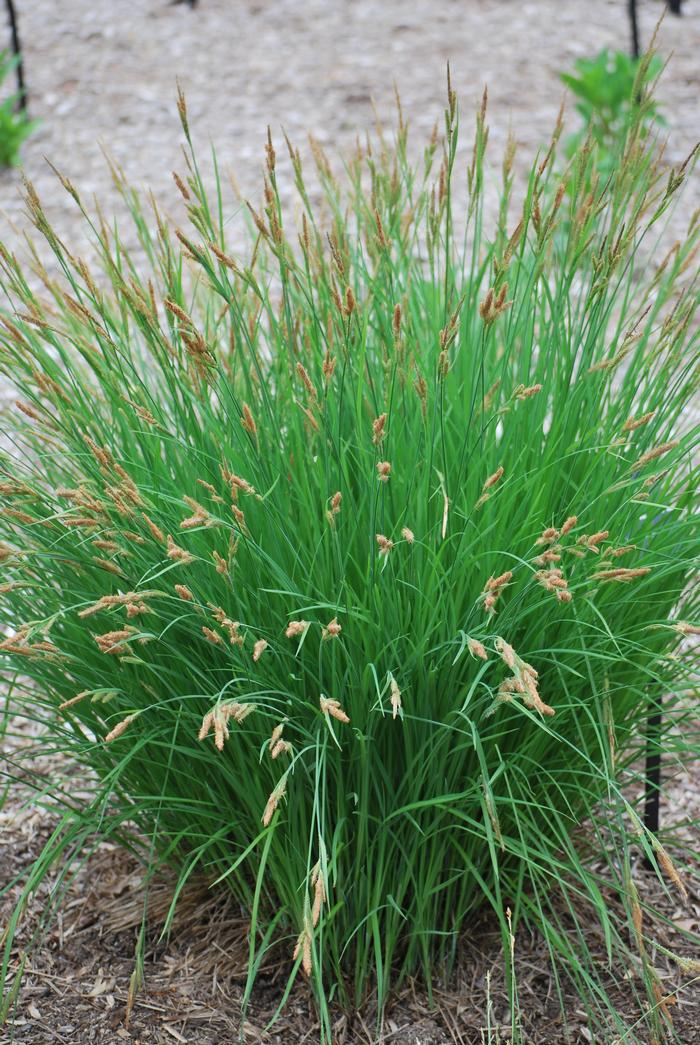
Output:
[0,0,699,253]
[1,2,699,1043]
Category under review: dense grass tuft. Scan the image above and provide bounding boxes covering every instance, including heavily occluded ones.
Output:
[1,68,698,1041]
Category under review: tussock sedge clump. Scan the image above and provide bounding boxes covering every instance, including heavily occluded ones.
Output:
[1,67,699,1041]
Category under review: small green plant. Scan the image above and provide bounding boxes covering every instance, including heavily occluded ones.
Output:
[0,50,36,167]
[0,71,698,1043]
[560,48,664,172]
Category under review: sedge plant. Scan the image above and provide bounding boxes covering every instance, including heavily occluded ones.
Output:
[0,67,699,1042]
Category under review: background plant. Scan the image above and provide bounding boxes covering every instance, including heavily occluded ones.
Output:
[0,49,35,167]
[0,68,698,1043]
[560,47,664,176]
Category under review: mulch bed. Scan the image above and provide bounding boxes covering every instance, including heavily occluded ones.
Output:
[2,776,699,1044]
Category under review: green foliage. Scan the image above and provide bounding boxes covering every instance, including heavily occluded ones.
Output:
[0,51,36,167]
[560,48,664,173]
[0,77,698,1042]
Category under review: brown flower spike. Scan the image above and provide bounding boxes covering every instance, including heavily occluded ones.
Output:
[322,617,341,640]
[320,696,350,723]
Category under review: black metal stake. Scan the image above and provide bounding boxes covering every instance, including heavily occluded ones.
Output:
[4,0,26,114]
[643,701,661,867]
[628,0,641,60]
[668,0,682,14]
